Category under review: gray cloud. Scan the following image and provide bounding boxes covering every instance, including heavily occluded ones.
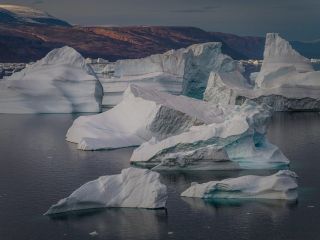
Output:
[171,5,220,13]
[32,0,44,4]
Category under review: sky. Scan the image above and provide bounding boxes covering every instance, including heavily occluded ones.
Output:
[2,0,320,41]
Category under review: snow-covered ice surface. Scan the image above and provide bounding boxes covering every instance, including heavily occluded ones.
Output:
[181,170,298,200]
[0,46,103,113]
[67,84,233,150]
[45,167,167,215]
[97,42,239,107]
[130,99,289,170]
[204,33,320,111]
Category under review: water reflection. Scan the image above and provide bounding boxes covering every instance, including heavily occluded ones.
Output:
[1,113,320,240]
[48,208,168,240]
[181,196,299,233]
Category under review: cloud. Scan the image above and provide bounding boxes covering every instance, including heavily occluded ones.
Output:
[32,0,44,4]
[171,5,220,13]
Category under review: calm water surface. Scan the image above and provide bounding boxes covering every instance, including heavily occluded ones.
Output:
[0,113,320,240]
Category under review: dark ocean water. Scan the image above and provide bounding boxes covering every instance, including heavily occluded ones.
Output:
[0,112,320,240]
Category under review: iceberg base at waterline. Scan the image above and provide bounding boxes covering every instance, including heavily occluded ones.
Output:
[130,101,289,170]
[181,170,298,201]
[45,168,167,215]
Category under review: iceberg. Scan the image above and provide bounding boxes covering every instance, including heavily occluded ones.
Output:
[130,100,289,170]
[97,42,239,108]
[45,167,167,215]
[67,84,234,150]
[0,46,103,113]
[204,33,320,111]
[255,32,314,87]
[181,170,298,200]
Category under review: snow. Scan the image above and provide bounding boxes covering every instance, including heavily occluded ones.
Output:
[96,42,239,107]
[67,84,231,150]
[0,46,103,113]
[130,100,289,170]
[181,170,298,200]
[0,4,70,26]
[45,167,167,215]
[204,33,320,111]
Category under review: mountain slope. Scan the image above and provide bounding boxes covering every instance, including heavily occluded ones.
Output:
[0,4,70,26]
[0,5,320,63]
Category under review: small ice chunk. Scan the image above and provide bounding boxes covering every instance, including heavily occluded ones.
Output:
[181,170,298,200]
[89,231,98,236]
[45,168,167,215]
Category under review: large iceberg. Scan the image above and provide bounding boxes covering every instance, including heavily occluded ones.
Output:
[181,170,298,200]
[130,99,289,170]
[0,46,103,113]
[204,33,320,111]
[45,168,167,215]
[67,84,235,150]
[97,42,239,108]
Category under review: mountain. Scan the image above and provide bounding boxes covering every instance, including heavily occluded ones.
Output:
[0,24,255,62]
[0,5,319,63]
[0,4,70,26]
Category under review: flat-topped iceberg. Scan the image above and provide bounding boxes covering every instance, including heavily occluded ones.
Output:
[97,42,239,107]
[130,100,289,170]
[67,84,235,150]
[45,168,167,215]
[181,170,298,200]
[204,33,320,111]
[0,46,103,113]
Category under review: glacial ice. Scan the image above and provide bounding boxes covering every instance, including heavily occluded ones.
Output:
[130,96,289,170]
[181,170,298,200]
[0,46,103,113]
[96,42,239,107]
[45,167,167,215]
[255,33,314,87]
[204,33,320,111]
[67,84,234,150]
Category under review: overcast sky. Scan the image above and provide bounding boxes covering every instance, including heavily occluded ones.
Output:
[4,0,320,40]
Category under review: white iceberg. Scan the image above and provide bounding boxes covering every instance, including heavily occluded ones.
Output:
[45,167,167,215]
[67,84,233,150]
[130,100,289,170]
[204,33,320,111]
[98,42,239,108]
[255,33,314,87]
[181,170,298,200]
[0,46,103,113]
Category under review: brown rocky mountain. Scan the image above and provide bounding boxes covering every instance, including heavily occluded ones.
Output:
[0,5,319,63]
[0,24,261,62]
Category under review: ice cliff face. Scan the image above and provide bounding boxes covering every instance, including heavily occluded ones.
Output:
[97,42,239,108]
[181,170,298,200]
[0,46,103,113]
[204,33,320,111]
[130,100,289,170]
[45,168,167,215]
[66,84,230,150]
[255,33,314,88]
[67,85,289,170]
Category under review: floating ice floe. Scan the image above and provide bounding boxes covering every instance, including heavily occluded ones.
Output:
[66,84,237,150]
[204,33,320,111]
[181,170,298,200]
[97,42,239,108]
[0,46,103,113]
[45,168,167,215]
[130,98,289,170]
